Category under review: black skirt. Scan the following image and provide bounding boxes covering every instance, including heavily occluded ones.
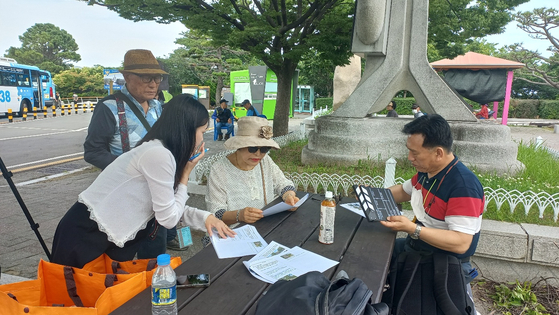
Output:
[50,201,154,268]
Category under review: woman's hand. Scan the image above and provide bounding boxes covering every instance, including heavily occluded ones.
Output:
[239,207,264,223]
[180,142,206,184]
[282,191,299,211]
[205,215,236,239]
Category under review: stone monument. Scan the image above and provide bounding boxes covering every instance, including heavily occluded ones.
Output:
[332,55,361,111]
[302,0,524,174]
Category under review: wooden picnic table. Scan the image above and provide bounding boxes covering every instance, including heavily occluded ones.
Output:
[111,192,396,315]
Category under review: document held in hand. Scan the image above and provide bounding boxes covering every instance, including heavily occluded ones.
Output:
[210,225,268,259]
[262,193,309,217]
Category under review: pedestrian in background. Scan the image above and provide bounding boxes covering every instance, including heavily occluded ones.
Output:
[412,104,424,118]
[242,99,260,117]
[386,100,398,117]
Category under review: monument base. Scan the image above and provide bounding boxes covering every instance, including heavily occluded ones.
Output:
[301,116,525,175]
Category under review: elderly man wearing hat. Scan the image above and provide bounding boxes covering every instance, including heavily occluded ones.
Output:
[211,99,235,140]
[205,116,299,234]
[83,49,172,258]
[241,99,260,117]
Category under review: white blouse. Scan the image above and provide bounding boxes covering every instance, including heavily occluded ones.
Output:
[206,154,295,217]
[79,140,210,247]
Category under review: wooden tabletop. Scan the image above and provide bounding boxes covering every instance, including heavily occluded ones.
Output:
[111,192,396,315]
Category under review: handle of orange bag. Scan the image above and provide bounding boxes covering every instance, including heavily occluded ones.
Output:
[110,259,157,273]
[64,266,84,307]
[146,259,157,271]
[105,274,117,287]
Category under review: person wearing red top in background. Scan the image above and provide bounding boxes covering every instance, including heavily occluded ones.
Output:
[475,104,489,119]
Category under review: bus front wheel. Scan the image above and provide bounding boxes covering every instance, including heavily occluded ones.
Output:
[18,100,31,117]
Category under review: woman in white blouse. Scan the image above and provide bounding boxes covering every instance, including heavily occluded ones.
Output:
[51,94,234,268]
[206,116,299,227]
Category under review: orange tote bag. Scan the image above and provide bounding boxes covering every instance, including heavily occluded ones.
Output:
[82,253,182,286]
[0,259,146,315]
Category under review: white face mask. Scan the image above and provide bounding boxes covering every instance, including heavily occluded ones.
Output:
[412,109,418,114]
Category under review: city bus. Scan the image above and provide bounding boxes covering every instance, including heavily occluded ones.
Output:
[0,57,56,116]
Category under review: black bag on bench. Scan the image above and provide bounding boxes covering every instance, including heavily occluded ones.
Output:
[382,252,474,315]
[255,271,390,315]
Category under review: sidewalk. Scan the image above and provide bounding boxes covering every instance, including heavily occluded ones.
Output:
[0,114,556,283]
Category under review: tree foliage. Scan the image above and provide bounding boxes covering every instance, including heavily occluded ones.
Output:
[170,30,257,104]
[53,66,105,97]
[504,8,559,94]
[5,23,81,75]
[81,0,527,134]
[427,0,528,58]
[81,0,354,135]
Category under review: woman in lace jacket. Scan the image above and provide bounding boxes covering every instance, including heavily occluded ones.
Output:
[206,116,299,227]
[51,94,234,268]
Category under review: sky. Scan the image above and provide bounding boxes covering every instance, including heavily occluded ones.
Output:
[0,0,557,68]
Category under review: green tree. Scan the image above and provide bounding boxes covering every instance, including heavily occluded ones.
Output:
[174,30,255,104]
[81,0,527,135]
[53,66,105,97]
[5,23,81,74]
[504,8,559,92]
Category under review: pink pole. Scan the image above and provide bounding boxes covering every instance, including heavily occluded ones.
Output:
[501,70,514,125]
[492,101,498,119]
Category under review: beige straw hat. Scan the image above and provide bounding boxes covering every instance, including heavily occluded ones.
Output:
[120,49,168,75]
[223,116,280,150]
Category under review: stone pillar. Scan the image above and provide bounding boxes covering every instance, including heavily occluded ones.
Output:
[332,55,361,111]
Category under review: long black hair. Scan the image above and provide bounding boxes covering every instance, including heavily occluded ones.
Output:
[139,94,209,189]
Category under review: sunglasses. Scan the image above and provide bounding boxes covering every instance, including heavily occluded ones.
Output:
[132,73,164,84]
[247,146,271,154]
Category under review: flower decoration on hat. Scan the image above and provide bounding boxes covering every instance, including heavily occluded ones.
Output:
[260,126,273,139]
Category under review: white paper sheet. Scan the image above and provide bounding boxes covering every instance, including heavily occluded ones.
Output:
[211,225,268,259]
[246,245,339,283]
[262,193,310,217]
[242,241,291,282]
[340,202,366,218]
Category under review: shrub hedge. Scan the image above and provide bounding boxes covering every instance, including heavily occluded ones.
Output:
[315,97,333,110]
[315,97,559,119]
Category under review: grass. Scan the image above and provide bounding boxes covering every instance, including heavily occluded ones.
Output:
[270,139,559,227]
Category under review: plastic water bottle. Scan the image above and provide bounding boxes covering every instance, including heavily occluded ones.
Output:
[152,254,177,315]
[319,191,336,244]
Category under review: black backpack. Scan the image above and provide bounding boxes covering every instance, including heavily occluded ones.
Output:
[382,252,474,315]
[255,271,390,315]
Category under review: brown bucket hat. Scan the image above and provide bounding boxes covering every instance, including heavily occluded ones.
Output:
[120,49,168,75]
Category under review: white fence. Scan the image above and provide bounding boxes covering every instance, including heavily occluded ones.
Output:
[192,130,559,221]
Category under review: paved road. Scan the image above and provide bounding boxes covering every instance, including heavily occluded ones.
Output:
[0,113,556,284]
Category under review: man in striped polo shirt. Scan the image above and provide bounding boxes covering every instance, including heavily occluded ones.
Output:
[381,114,485,284]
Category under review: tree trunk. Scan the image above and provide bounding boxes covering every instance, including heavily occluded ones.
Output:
[215,47,224,105]
[273,64,297,136]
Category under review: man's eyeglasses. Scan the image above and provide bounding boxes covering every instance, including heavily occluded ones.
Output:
[133,74,164,84]
[247,146,271,154]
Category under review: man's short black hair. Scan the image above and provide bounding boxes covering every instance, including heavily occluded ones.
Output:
[390,100,397,110]
[402,114,453,152]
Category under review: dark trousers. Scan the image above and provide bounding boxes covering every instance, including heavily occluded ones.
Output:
[393,237,475,283]
[135,223,169,259]
[51,202,152,268]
